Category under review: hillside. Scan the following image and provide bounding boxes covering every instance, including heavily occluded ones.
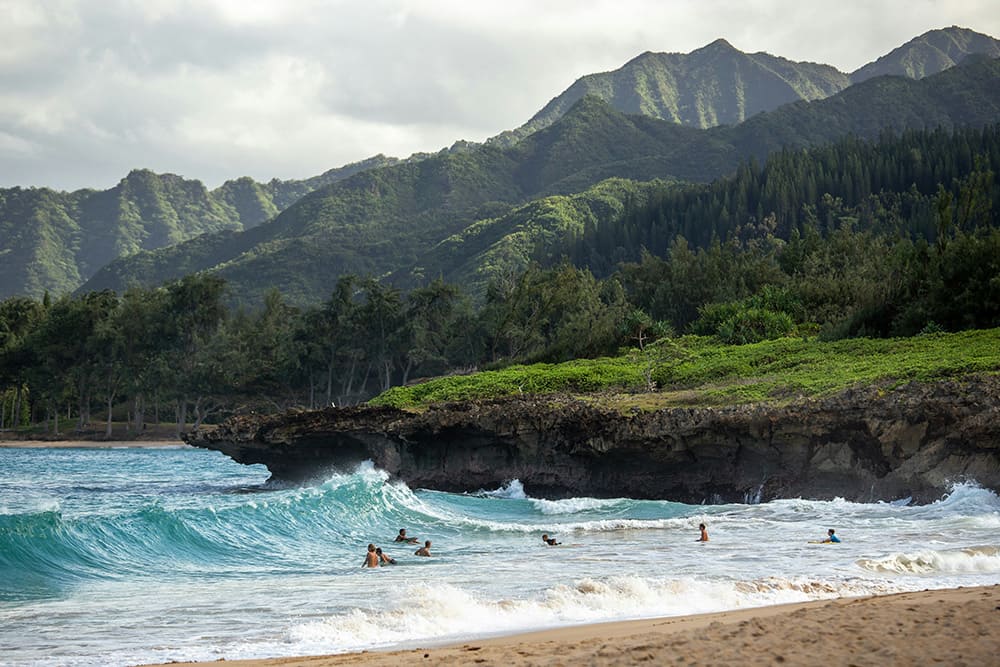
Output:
[0,155,400,300]
[0,171,242,300]
[497,38,849,145]
[851,26,1000,82]
[493,27,1000,146]
[80,56,1000,304]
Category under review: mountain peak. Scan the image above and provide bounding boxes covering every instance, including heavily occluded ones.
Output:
[707,37,735,50]
[693,38,739,55]
[850,25,1000,83]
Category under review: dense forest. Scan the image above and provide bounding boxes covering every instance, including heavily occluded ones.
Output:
[1,125,997,434]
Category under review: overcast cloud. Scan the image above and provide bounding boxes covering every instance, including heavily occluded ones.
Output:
[1,0,998,191]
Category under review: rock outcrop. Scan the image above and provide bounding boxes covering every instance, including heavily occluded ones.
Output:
[184,376,1000,503]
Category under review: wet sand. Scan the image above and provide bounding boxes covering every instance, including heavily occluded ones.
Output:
[145,584,1000,666]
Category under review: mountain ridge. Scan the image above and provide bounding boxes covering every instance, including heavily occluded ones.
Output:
[490,26,1000,147]
[79,56,1000,304]
[4,26,999,301]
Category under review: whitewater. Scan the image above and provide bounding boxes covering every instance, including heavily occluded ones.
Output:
[2,446,999,667]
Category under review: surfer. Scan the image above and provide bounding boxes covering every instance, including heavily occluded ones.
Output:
[821,528,841,543]
[697,523,709,542]
[376,547,396,565]
[541,533,561,546]
[395,528,419,544]
[362,543,379,568]
[414,540,432,556]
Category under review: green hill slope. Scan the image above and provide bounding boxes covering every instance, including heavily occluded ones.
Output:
[0,154,401,299]
[80,55,1000,305]
[493,27,999,147]
[0,171,243,300]
[851,26,1000,82]
[493,38,849,146]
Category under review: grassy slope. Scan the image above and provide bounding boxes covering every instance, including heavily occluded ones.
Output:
[370,328,1000,410]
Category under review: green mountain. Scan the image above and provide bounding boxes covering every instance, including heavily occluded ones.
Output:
[6,27,999,303]
[492,27,999,146]
[0,170,241,300]
[0,155,401,300]
[851,26,1000,83]
[213,153,401,228]
[80,56,1000,303]
[493,38,848,146]
[0,187,84,299]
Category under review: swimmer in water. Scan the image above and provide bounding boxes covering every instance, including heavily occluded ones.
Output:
[414,540,432,556]
[394,528,419,544]
[376,547,396,565]
[697,523,709,542]
[541,533,561,546]
[362,543,379,568]
[821,528,841,543]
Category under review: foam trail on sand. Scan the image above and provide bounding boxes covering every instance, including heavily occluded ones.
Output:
[288,576,901,653]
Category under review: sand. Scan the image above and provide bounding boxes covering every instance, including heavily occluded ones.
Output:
[145,585,1000,666]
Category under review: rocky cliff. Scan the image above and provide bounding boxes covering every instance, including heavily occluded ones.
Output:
[184,376,1000,503]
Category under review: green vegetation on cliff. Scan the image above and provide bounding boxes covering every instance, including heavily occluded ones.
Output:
[369,328,1000,409]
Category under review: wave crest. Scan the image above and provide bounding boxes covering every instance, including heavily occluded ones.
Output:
[857,545,1000,574]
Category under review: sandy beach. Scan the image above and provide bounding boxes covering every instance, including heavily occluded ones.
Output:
[145,585,1000,667]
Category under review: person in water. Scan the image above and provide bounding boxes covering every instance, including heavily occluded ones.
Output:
[541,533,560,546]
[362,543,379,568]
[697,523,709,542]
[414,540,432,556]
[822,528,841,543]
[375,547,396,565]
[394,528,419,544]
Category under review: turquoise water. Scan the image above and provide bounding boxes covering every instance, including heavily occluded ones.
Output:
[2,445,1000,666]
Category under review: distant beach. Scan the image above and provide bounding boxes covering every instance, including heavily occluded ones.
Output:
[146,585,1000,667]
[0,439,187,448]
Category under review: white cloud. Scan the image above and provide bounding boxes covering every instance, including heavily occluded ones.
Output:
[0,0,998,191]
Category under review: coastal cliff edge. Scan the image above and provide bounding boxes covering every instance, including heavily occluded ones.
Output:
[184,376,1000,503]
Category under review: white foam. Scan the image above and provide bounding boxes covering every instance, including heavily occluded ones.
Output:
[288,575,898,653]
[476,479,527,499]
[857,546,1000,575]
[531,497,625,514]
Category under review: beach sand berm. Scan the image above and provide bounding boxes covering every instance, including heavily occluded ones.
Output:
[147,584,1000,666]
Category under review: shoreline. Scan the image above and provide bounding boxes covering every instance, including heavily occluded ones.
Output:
[145,585,1000,666]
[0,439,189,449]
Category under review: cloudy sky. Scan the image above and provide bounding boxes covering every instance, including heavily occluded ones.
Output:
[2,0,998,191]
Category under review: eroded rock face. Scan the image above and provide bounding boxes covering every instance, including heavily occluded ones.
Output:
[184,377,1000,503]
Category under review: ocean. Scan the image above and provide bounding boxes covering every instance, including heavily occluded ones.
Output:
[2,445,999,666]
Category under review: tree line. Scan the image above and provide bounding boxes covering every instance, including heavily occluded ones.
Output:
[1,125,997,433]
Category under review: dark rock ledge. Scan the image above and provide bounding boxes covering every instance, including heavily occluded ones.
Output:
[184,376,1000,503]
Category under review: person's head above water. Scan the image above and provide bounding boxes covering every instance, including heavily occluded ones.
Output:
[367,543,375,552]
[398,529,406,536]
[828,529,836,536]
